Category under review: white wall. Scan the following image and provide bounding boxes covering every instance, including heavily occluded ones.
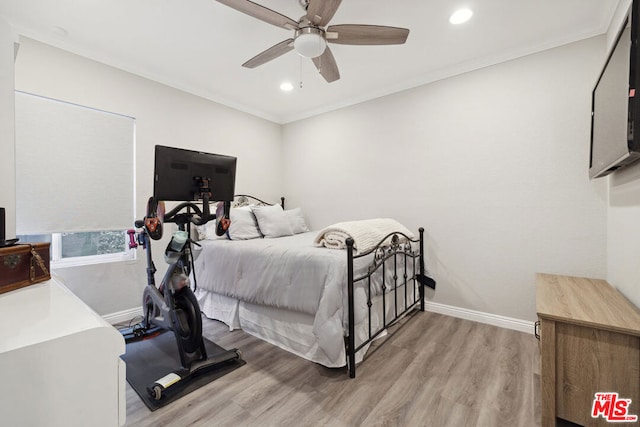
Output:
[282,36,608,322]
[13,38,283,315]
[608,156,640,308]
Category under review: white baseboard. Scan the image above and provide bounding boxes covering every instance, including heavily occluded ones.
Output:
[425,301,535,334]
[103,303,535,334]
[103,307,143,325]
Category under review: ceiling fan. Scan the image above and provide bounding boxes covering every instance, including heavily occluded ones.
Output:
[216,0,410,83]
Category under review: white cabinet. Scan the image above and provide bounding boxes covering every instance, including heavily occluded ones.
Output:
[0,278,126,426]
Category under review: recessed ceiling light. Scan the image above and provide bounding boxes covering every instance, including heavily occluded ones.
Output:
[449,8,473,25]
[280,81,294,92]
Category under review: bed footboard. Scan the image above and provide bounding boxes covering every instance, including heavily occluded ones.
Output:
[345,227,435,378]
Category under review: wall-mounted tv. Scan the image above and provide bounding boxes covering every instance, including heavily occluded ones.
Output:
[590,0,640,179]
[153,145,237,202]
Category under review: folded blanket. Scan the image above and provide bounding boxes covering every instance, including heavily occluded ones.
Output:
[314,218,415,253]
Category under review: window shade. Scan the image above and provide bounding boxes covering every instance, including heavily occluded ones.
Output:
[15,91,135,234]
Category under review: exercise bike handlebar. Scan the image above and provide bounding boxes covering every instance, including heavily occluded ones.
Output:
[133,189,231,245]
[163,200,215,226]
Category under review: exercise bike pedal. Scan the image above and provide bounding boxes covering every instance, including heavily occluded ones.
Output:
[120,324,163,344]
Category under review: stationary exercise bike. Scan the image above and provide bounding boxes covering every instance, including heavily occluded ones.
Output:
[122,177,239,401]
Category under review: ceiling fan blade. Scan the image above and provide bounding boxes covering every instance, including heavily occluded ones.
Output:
[242,39,294,68]
[326,24,409,45]
[306,0,342,27]
[216,0,299,30]
[312,46,340,83]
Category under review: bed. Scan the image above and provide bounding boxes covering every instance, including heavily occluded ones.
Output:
[191,196,436,377]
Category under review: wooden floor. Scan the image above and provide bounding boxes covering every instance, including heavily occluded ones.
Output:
[124,312,541,427]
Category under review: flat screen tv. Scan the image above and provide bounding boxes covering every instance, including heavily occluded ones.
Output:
[590,0,640,179]
[153,145,237,202]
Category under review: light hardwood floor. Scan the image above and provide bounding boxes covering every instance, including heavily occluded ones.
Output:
[124,311,541,427]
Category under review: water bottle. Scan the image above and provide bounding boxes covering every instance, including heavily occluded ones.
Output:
[170,230,188,251]
[165,231,188,263]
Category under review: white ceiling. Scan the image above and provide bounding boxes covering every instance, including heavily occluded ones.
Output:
[0,0,618,124]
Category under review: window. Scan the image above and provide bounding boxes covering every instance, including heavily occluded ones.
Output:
[17,231,134,267]
[14,91,135,267]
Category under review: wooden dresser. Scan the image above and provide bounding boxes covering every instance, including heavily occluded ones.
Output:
[536,273,640,426]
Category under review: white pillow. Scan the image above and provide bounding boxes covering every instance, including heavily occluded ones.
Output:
[251,204,293,238]
[285,208,309,234]
[195,220,226,240]
[227,206,262,240]
[195,223,209,240]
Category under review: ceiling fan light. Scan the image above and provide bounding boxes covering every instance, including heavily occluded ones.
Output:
[294,27,327,58]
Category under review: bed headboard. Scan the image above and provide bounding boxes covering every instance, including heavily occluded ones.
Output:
[232,194,285,209]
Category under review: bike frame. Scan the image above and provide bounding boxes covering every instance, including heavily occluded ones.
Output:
[128,197,214,369]
[138,225,191,331]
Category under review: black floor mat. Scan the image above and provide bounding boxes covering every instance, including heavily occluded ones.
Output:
[121,331,245,411]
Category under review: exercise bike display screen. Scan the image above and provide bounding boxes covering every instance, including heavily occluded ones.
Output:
[153,145,237,202]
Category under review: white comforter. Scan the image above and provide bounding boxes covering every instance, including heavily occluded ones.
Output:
[194,232,349,316]
[193,231,411,363]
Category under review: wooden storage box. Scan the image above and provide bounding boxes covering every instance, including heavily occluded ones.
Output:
[536,273,640,426]
[0,243,51,294]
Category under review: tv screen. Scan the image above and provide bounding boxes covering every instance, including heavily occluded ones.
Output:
[590,1,640,179]
[153,145,237,202]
